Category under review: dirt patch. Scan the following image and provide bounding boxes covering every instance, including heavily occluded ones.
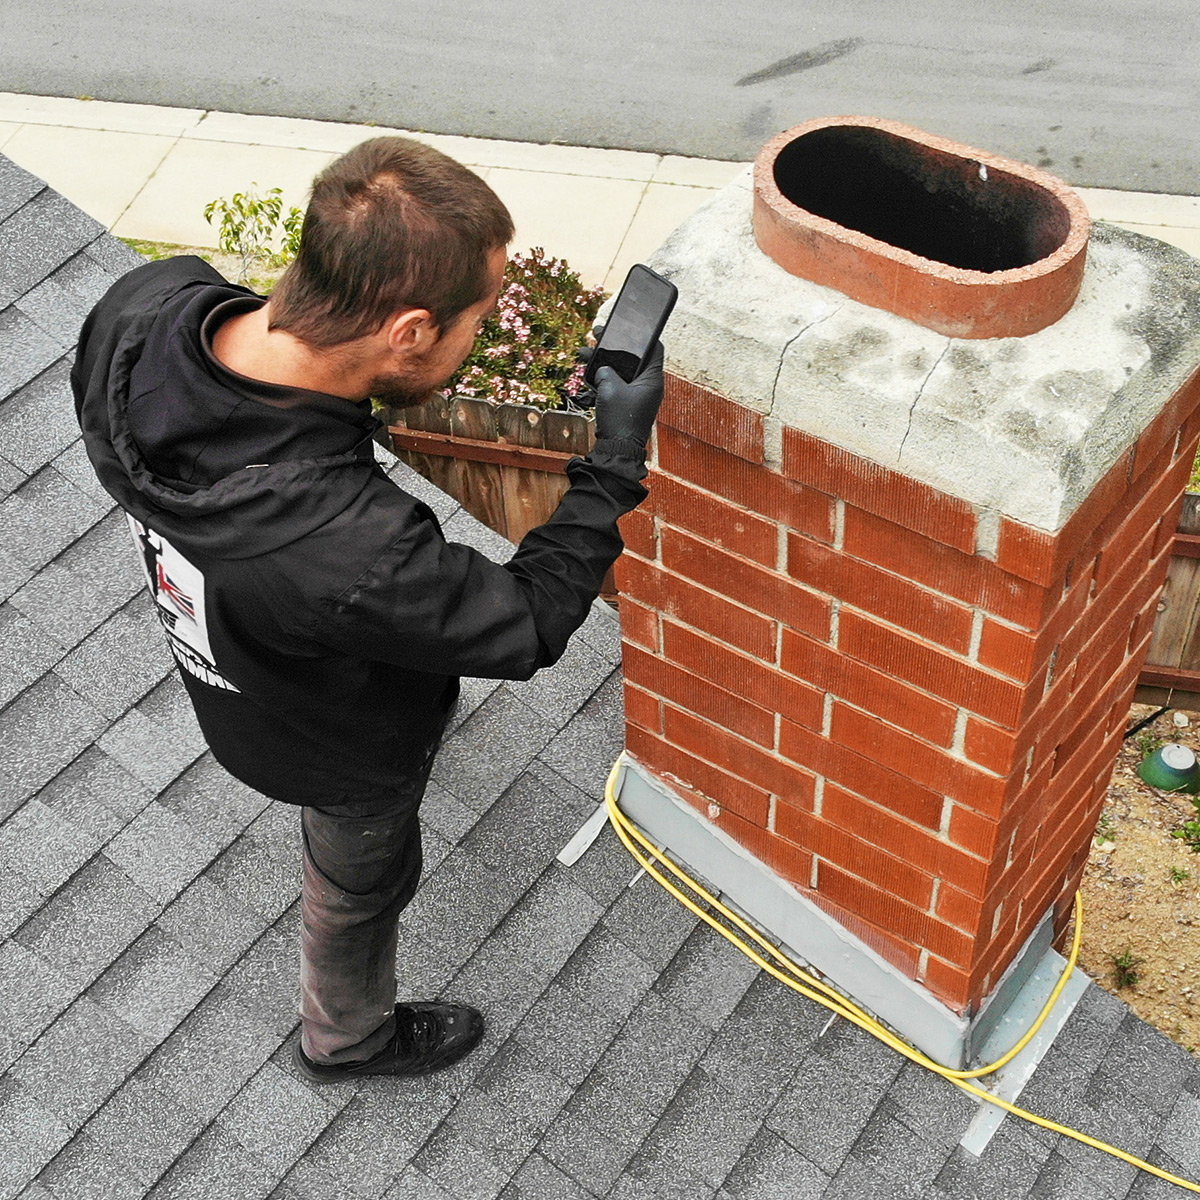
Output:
[119,240,287,294]
[1078,703,1200,1054]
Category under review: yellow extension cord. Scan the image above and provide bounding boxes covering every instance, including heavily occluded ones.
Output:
[603,758,1200,1194]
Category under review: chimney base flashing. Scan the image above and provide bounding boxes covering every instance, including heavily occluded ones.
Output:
[615,754,1089,1077]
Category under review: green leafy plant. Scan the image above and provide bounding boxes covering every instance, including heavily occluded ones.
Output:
[1135,730,1164,758]
[203,184,304,283]
[447,248,606,412]
[1093,809,1117,846]
[1172,817,1200,853]
[1111,947,1144,989]
[1171,865,1191,885]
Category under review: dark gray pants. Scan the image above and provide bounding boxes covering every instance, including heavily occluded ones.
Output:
[298,726,444,1065]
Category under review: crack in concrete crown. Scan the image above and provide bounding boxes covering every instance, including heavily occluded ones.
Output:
[898,342,950,462]
[770,308,841,411]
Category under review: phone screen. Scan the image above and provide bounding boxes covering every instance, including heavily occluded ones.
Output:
[586,265,677,385]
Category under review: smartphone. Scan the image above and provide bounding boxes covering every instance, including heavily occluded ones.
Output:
[584,264,678,386]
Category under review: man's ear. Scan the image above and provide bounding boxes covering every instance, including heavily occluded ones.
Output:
[385,308,439,356]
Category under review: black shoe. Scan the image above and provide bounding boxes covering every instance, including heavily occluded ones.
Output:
[293,1001,485,1083]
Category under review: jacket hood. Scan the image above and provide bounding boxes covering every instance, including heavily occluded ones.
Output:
[72,256,382,560]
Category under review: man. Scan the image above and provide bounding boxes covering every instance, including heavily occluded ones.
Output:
[71,137,662,1083]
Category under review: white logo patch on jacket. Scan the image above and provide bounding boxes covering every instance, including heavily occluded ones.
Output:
[126,515,240,692]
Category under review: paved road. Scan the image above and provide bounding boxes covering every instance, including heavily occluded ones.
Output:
[4,0,1196,192]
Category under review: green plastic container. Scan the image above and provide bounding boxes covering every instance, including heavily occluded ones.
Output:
[1137,743,1200,793]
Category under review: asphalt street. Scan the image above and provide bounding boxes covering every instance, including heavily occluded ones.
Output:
[3,1,1196,192]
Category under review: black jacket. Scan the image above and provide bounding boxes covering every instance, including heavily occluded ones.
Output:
[71,257,648,805]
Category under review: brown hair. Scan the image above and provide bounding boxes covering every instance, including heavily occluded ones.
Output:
[268,137,514,347]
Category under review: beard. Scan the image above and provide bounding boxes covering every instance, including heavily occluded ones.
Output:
[365,367,447,409]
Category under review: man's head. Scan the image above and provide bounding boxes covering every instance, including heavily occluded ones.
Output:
[268,136,513,404]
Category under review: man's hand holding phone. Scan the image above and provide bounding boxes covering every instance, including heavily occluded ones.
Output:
[587,337,665,446]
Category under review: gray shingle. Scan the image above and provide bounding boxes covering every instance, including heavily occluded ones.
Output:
[589,989,711,1118]
[0,941,76,1072]
[394,922,462,998]
[36,1128,147,1200]
[98,677,206,797]
[1156,1090,1200,1177]
[934,1120,1049,1200]
[499,1153,592,1200]
[218,1060,341,1180]
[155,871,272,976]
[240,799,302,865]
[700,976,833,1117]
[38,744,153,825]
[0,601,64,707]
[419,779,478,844]
[822,1156,917,1200]
[1030,1150,1125,1199]
[765,1048,888,1176]
[0,862,43,938]
[382,1167,458,1200]
[8,995,154,1131]
[602,869,700,972]
[303,1084,458,1199]
[0,544,30,605]
[153,752,269,857]
[83,236,144,278]
[720,1128,829,1200]
[15,274,95,351]
[814,1013,907,1091]
[1089,1013,1196,1119]
[507,633,611,727]
[13,854,161,992]
[139,981,283,1122]
[81,1074,206,1188]
[386,456,462,523]
[442,506,514,562]
[103,801,214,906]
[846,1096,951,1196]
[219,907,302,1037]
[0,307,62,402]
[475,1037,574,1134]
[0,158,43,223]
[413,1121,513,1200]
[448,673,504,733]
[431,687,558,815]
[0,452,25,502]
[49,438,114,509]
[420,1087,542,1195]
[10,510,144,649]
[0,1079,74,1200]
[149,1121,278,1200]
[1125,1149,1199,1199]
[0,464,110,575]
[512,977,623,1087]
[33,757,128,846]
[538,1073,654,1196]
[0,797,102,894]
[555,922,658,1023]
[633,1066,764,1191]
[87,924,217,1042]
[53,600,172,719]
[573,598,622,665]
[0,358,79,472]
[622,1142,718,1200]
[654,921,761,1029]
[564,820,641,908]
[0,189,105,309]
[537,670,625,801]
[1060,1070,1160,1197]
[0,673,107,803]
[203,833,301,925]
[884,1060,978,1152]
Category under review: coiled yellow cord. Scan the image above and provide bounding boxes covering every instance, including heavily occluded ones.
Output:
[604,757,1200,1194]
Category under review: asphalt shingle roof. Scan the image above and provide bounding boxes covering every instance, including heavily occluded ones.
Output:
[3,150,1200,1200]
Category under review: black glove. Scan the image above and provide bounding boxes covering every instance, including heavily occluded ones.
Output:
[577,336,664,446]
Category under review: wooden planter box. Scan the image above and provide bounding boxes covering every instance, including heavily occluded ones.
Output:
[1137,494,1200,709]
[383,394,617,599]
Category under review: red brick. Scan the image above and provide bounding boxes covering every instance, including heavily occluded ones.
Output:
[622,643,777,747]
[839,608,1027,729]
[662,527,831,640]
[779,717,945,830]
[935,883,985,934]
[657,425,835,541]
[1054,445,1136,572]
[804,887,924,979]
[815,860,974,964]
[781,427,977,553]
[649,473,779,567]
[830,702,1008,815]
[617,508,656,560]
[821,784,990,896]
[715,808,811,887]
[660,373,765,464]
[664,706,817,809]
[843,506,1052,628]
[776,801,935,909]
[615,554,777,659]
[1131,366,1200,485]
[624,683,662,734]
[964,716,1021,775]
[995,519,1063,589]
[977,619,1040,683]
[625,724,771,826]
[664,621,824,730]
[780,627,958,747]
[921,955,974,1012]
[618,597,659,650]
[946,802,1003,860]
[786,532,974,653]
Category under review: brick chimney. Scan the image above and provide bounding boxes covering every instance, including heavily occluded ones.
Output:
[612,119,1200,1066]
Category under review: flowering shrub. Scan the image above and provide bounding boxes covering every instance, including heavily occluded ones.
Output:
[448,248,606,411]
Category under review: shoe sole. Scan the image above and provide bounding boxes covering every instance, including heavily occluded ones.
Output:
[291,1020,484,1084]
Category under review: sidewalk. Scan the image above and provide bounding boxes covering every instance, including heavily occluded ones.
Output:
[2,91,1198,293]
